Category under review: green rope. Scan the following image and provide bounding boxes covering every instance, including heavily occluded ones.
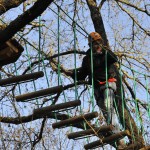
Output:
[24,40,39,107]
[105,50,110,124]
[14,63,21,94]
[145,75,150,118]
[73,22,78,101]
[57,6,61,86]
[38,15,41,71]
[133,73,144,136]
[0,7,150,144]
[49,7,87,37]
[41,53,49,87]
[89,38,95,112]
[119,61,125,129]
[51,6,69,124]
[53,2,88,35]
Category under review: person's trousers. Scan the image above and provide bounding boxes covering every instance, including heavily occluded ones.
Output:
[94,82,121,133]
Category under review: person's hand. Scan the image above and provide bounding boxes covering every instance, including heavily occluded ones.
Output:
[66,69,75,80]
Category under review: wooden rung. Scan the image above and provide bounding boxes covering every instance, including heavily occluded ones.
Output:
[52,112,98,129]
[139,146,150,150]
[124,142,143,150]
[0,71,44,86]
[15,85,63,102]
[33,100,81,116]
[84,130,130,150]
[67,125,113,139]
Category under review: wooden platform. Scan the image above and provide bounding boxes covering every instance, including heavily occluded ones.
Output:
[0,71,44,86]
[52,112,98,129]
[67,125,113,139]
[33,100,81,116]
[15,85,63,102]
[139,146,150,150]
[84,130,130,149]
[0,39,24,67]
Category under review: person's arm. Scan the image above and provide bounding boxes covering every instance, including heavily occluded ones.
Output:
[71,56,88,81]
[107,50,118,64]
[101,47,118,64]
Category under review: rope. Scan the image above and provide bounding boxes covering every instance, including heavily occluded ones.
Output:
[57,6,60,86]
[38,15,41,71]
[105,50,110,124]
[24,40,39,107]
[119,61,125,129]
[73,22,78,101]
[53,2,89,35]
[145,75,150,118]
[14,63,21,94]
[89,38,95,112]
[0,3,150,147]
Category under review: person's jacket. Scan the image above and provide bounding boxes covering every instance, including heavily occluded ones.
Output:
[74,48,118,86]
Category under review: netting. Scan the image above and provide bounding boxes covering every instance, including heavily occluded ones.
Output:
[0,1,150,150]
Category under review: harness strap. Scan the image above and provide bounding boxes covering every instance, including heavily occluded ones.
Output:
[99,78,117,85]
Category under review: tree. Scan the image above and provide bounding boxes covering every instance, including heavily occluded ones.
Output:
[0,0,149,149]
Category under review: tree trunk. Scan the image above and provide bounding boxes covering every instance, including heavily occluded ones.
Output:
[86,0,144,146]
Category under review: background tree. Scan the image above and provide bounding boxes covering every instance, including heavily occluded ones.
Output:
[0,0,149,149]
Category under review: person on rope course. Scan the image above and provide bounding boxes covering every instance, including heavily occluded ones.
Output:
[70,32,125,149]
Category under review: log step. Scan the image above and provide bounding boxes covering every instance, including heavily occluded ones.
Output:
[84,130,130,149]
[15,85,63,102]
[139,146,150,150]
[52,111,98,129]
[0,71,44,86]
[33,100,81,116]
[124,142,143,150]
[67,125,113,140]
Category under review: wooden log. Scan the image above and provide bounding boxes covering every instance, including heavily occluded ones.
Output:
[124,142,143,150]
[139,146,150,150]
[0,39,24,67]
[0,71,44,86]
[33,100,81,116]
[52,112,98,129]
[15,85,63,102]
[84,130,130,149]
[67,125,113,139]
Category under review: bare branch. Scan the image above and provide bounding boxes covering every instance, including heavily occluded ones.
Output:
[32,117,47,147]
[116,1,150,36]
[98,0,107,10]
[0,0,54,46]
[0,0,26,16]
[116,0,150,16]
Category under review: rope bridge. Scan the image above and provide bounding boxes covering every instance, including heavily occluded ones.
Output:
[0,2,149,150]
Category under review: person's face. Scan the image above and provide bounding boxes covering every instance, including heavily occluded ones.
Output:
[91,40,103,53]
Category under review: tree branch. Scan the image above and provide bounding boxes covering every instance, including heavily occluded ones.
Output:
[0,109,93,130]
[32,117,47,147]
[0,0,54,46]
[98,0,106,10]
[116,0,150,16]
[86,0,109,46]
[0,0,26,16]
[116,1,150,36]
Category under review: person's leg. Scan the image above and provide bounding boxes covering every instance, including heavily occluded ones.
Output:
[103,83,126,149]
[94,86,106,119]
[95,83,126,149]
[102,82,121,132]
[94,84,116,123]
